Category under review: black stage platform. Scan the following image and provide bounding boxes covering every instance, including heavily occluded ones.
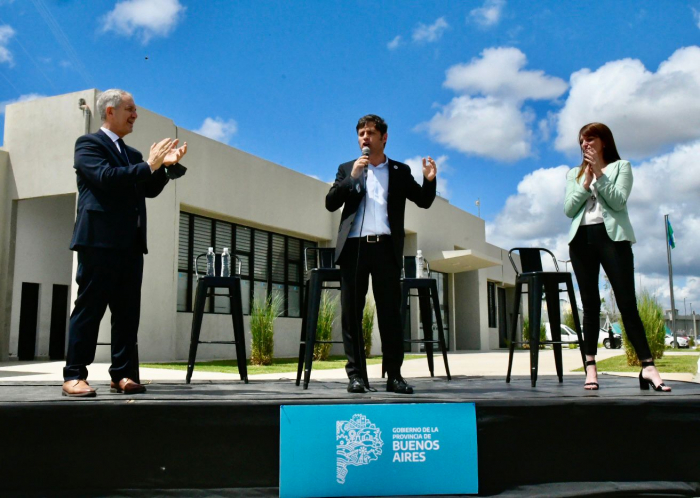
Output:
[1,375,699,497]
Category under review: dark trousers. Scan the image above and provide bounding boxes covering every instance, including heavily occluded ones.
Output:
[64,246,144,381]
[339,237,403,379]
[569,223,651,359]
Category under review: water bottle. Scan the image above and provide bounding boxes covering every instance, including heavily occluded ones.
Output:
[221,247,231,277]
[206,247,215,277]
[416,250,424,279]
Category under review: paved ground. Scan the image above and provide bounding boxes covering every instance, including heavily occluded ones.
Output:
[1,348,697,384]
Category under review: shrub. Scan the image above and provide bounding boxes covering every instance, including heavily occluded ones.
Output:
[314,291,339,361]
[562,310,576,330]
[250,294,283,365]
[522,317,546,348]
[362,302,375,358]
[620,291,665,366]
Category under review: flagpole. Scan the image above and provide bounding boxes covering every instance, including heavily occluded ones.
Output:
[665,214,677,348]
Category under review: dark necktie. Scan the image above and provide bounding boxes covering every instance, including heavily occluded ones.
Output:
[116,138,130,165]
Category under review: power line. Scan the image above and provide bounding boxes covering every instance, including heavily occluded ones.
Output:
[0,69,21,94]
[29,0,93,87]
[0,15,57,91]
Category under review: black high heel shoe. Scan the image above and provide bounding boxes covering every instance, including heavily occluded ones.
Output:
[584,360,599,390]
[639,360,671,392]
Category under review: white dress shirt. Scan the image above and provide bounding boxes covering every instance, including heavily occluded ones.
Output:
[581,176,604,225]
[348,156,391,237]
[101,126,124,153]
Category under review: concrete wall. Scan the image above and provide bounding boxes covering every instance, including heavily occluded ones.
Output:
[3,90,95,200]
[8,194,75,358]
[0,149,14,360]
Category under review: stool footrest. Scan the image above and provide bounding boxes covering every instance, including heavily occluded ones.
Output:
[510,340,578,345]
[198,341,239,345]
[404,339,440,344]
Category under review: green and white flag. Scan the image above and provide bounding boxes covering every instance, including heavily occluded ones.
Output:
[667,218,676,249]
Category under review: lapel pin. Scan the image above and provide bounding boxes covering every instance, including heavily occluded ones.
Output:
[393,165,398,169]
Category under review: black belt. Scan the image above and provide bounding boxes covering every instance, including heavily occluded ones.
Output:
[356,234,391,243]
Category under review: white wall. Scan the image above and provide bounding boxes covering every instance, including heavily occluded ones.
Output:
[9,194,75,358]
[0,150,14,360]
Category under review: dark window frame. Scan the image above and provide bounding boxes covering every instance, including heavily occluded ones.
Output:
[177,212,315,317]
[487,281,497,328]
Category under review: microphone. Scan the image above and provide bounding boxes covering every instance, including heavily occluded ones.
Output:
[361,147,370,174]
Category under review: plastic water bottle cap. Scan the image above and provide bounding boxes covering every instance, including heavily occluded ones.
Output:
[208,247,213,252]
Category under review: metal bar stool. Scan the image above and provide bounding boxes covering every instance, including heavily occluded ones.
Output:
[505,248,585,387]
[385,256,451,380]
[296,247,355,389]
[186,252,248,384]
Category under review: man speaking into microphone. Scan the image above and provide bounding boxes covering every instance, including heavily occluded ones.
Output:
[326,114,437,394]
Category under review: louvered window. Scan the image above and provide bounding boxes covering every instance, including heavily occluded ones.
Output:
[253,230,269,281]
[176,211,316,317]
[271,234,285,283]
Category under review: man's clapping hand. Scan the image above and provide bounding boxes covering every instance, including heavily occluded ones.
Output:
[164,140,187,166]
[147,138,175,171]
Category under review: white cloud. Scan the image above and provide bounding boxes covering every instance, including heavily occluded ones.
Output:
[387,35,402,50]
[422,96,532,161]
[445,47,568,102]
[486,140,700,309]
[555,46,700,159]
[692,8,700,29]
[404,155,450,199]
[101,0,185,44]
[412,17,449,43]
[469,0,505,28]
[421,47,565,161]
[194,117,238,144]
[0,93,46,114]
[0,24,15,65]
[486,165,571,253]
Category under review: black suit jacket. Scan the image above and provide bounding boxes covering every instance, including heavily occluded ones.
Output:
[326,158,436,266]
[69,130,170,254]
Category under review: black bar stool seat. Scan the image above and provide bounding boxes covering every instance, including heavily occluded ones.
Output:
[186,253,248,384]
[388,256,451,380]
[296,247,351,389]
[505,247,585,387]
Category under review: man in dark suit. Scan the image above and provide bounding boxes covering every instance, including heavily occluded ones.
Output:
[326,114,437,394]
[62,89,187,397]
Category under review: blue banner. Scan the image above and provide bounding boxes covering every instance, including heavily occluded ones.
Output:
[279,403,478,497]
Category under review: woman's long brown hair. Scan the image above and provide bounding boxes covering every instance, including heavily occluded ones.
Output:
[576,122,622,181]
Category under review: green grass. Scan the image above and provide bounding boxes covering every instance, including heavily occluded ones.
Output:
[573,353,699,374]
[142,355,422,376]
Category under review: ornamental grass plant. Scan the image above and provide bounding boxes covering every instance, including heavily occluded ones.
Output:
[362,302,375,358]
[314,291,339,361]
[250,293,283,365]
[621,290,665,366]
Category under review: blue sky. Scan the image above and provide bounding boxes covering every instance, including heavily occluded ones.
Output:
[1,0,700,314]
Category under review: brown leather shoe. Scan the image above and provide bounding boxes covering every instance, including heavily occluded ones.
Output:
[62,379,96,397]
[110,378,146,394]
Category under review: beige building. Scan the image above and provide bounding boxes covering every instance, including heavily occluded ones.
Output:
[0,90,520,364]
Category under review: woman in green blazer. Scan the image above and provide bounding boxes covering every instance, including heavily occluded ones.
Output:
[565,122,670,392]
